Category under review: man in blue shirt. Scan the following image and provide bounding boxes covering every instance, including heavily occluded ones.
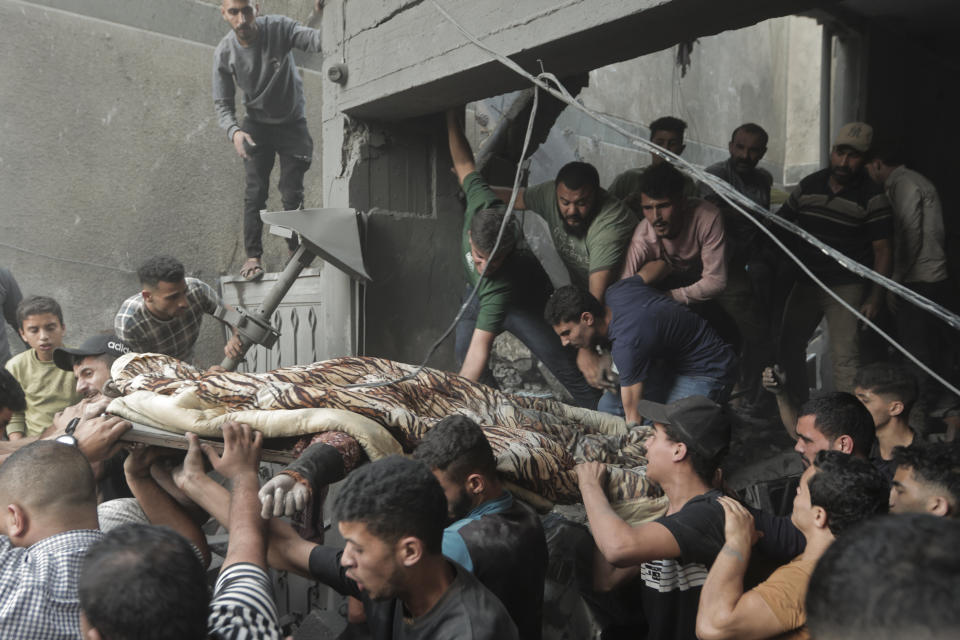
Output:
[414,415,548,640]
[545,278,737,424]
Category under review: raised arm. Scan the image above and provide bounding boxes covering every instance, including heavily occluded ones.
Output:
[201,422,267,570]
[124,445,211,567]
[492,186,527,210]
[575,461,681,566]
[446,109,477,186]
[175,432,317,576]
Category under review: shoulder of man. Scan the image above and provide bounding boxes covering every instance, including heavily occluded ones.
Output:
[523,181,556,212]
[656,490,726,563]
[440,565,520,639]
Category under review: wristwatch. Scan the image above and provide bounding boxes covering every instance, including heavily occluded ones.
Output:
[55,417,80,447]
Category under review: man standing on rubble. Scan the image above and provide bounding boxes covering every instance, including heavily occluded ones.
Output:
[213,0,323,281]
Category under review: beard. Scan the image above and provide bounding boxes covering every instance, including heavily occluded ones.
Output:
[447,488,474,523]
[562,215,589,238]
[830,166,856,185]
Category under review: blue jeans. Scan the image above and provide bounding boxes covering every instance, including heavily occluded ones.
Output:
[455,287,601,409]
[597,368,732,418]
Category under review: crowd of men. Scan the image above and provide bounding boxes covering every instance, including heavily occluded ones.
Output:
[0,0,958,638]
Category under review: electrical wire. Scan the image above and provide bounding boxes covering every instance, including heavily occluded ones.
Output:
[0,240,135,274]
[344,82,543,389]
[429,0,960,399]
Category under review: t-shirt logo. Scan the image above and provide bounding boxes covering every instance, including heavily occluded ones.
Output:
[640,559,708,592]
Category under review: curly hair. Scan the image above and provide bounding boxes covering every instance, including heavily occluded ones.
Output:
[137,255,185,287]
[808,450,889,536]
[333,456,447,554]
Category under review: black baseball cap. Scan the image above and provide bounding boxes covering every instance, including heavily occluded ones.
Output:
[54,335,131,372]
[636,395,731,459]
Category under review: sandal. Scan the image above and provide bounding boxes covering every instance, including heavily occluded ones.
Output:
[240,258,265,281]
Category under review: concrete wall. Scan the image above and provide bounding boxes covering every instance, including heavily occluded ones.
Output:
[332,0,820,120]
[501,15,823,189]
[0,0,324,367]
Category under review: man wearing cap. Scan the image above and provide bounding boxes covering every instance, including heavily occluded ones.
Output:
[775,123,893,403]
[53,335,130,401]
[575,395,731,640]
[54,335,133,501]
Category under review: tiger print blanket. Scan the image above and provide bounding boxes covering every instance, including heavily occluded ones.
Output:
[107,353,667,523]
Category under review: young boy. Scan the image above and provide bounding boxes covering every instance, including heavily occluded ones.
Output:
[3,296,82,439]
[853,362,917,480]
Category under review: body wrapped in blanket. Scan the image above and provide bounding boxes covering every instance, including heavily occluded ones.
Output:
[107,353,667,525]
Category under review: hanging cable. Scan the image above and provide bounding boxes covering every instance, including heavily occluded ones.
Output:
[429,0,960,399]
[345,83,543,389]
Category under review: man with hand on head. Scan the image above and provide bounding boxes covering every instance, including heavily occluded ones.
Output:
[696,451,888,640]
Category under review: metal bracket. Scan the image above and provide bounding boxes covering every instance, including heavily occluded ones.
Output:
[213,305,280,349]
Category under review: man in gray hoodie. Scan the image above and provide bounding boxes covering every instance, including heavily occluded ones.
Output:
[213,0,322,280]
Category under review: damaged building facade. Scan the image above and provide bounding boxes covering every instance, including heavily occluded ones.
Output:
[1,0,957,373]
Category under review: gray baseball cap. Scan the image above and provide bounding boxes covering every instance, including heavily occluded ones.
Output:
[636,395,731,459]
[54,335,130,372]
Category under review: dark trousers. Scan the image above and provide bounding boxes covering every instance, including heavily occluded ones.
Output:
[455,287,601,410]
[242,117,313,258]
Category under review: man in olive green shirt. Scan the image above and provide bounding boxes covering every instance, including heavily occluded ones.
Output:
[494,161,636,391]
[447,111,599,408]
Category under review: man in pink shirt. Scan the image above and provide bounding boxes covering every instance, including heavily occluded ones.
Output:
[620,162,728,306]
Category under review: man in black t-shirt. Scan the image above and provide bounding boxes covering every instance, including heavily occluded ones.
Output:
[576,395,731,640]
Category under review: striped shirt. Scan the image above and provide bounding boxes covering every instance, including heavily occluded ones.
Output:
[114,277,221,363]
[208,563,283,640]
[0,529,102,640]
[776,168,893,286]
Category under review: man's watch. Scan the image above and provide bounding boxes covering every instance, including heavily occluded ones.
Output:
[55,417,80,447]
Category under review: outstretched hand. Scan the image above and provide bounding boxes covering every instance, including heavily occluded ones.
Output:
[258,473,310,519]
[202,422,262,481]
